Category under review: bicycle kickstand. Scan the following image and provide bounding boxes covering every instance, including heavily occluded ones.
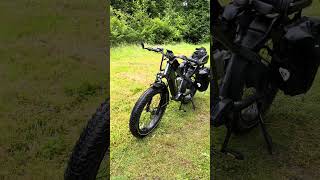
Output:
[191,99,196,110]
[220,125,244,160]
[258,113,273,154]
[179,102,186,112]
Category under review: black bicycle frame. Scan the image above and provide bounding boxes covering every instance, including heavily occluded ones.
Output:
[213,3,283,101]
[157,54,199,99]
[155,51,181,98]
[163,61,178,97]
[145,43,206,102]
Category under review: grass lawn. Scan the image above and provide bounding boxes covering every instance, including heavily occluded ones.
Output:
[110,43,210,179]
[0,1,107,179]
[213,1,320,179]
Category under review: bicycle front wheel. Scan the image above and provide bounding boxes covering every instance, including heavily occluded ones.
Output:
[65,99,109,180]
[129,86,169,138]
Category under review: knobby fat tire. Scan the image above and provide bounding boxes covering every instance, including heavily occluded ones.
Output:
[65,99,109,180]
[129,87,168,138]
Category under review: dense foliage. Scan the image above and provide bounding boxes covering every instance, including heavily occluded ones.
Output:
[110,0,209,45]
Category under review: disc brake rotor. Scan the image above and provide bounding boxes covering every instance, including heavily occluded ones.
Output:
[240,87,259,121]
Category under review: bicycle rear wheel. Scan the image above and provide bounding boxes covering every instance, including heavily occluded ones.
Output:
[211,46,278,133]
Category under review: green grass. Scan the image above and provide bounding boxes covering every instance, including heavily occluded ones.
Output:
[110,43,210,179]
[213,2,320,179]
[0,1,107,179]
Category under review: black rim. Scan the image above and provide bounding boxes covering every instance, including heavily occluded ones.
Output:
[137,92,165,135]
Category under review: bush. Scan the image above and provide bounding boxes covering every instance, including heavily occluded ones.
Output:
[145,18,175,44]
[110,0,209,45]
[110,8,131,44]
[183,13,209,44]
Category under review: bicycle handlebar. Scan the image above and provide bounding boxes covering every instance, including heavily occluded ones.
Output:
[145,47,164,53]
[141,42,199,64]
[141,42,164,53]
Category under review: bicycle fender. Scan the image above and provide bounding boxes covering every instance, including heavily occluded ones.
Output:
[151,82,167,89]
[151,82,170,103]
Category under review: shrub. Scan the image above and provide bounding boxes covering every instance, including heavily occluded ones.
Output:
[110,0,209,45]
[146,18,175,44]
[183,11,209,44]
[110,8,131,44]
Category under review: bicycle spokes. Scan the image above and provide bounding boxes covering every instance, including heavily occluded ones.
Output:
[140,94,161,129]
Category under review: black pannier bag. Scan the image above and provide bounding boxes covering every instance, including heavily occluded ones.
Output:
[191,47,210,92]
[272,17,320,96]
[195,67,210,92]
